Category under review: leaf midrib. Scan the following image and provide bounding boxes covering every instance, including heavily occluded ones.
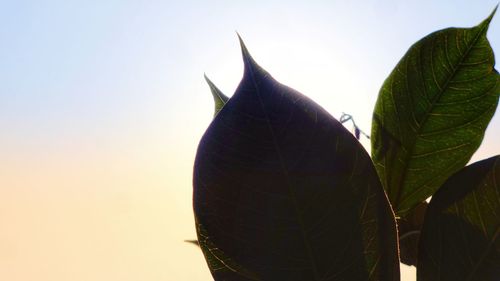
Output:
[243,54,322,280]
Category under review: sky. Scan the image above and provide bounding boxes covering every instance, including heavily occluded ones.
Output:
[1,1,499,280]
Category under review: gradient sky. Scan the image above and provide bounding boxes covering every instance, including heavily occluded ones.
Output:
[1,1,500,280]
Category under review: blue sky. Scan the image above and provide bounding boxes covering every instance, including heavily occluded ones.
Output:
[1,1,499,280]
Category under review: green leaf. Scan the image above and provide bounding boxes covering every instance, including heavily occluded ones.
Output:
[371,9,500,216]
[417,155,500,281]
[193,37,400,281]
[205,74,229,117]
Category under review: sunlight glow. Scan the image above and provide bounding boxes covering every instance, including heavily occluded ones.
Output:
[1,1,499,280]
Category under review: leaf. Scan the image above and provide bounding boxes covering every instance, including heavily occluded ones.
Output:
[195,215,261,281]
[184,239,200,246]
[205,74,229,116]
[371,9,500,216]
[417,155,500,281]
[397,201,428,266]
[193,37,400,281]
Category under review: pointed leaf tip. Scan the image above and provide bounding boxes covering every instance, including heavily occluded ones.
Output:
[236,34,269,81]
[184,239,200,246]
[237,34,255,70]
[203,73,210,84]
[490,4,498,19]
[236,32,246,54]
[204,74,229,117]
[480,5,497,28]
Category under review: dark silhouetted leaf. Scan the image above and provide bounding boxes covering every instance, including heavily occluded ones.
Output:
[195,215,261,281]
[418,155,500,281]
[397,201,428,266]
[371,9,500,216]
[193,37,400,281]
[205,74,229,116]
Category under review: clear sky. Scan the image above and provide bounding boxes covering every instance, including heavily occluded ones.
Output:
[1,1,499,280]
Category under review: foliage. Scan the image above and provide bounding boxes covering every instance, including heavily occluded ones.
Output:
[193,9,500,281]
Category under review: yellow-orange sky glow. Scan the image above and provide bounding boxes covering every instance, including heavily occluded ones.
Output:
[1,1,500,280]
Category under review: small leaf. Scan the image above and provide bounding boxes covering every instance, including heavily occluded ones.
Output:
[371,9,500,216]
[418,155,500,281]
[194,37,400,281]
[205,74,229,116]
[184,239,199,246]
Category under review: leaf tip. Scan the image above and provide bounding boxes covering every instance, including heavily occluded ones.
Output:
[480,5,498,29]
[204,73,229,116]
[236,33,256,70]
[184,239,200,246]
[203,72,211,84]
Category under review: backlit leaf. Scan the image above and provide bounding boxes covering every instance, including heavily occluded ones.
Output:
[371,9,500,216]
[205,74,229,117]
[418,155,500,281]
[193,37,400,281]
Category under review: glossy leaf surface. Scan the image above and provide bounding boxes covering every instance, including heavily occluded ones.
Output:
[418,156,500,281]
[193,39,400,281]
[371,11,500,215]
